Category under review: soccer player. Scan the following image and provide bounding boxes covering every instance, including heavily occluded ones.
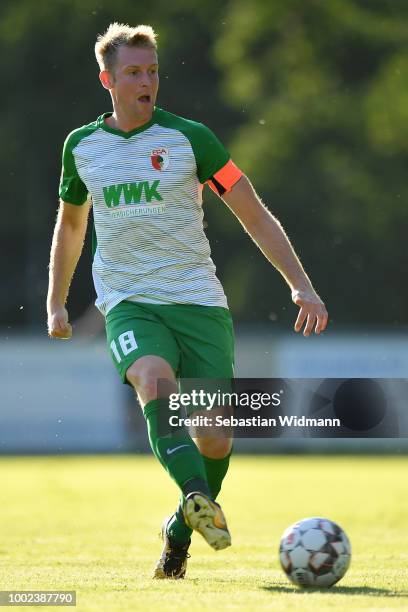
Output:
[47,23,328,579]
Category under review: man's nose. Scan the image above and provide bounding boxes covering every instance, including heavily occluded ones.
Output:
[139,72,151,87]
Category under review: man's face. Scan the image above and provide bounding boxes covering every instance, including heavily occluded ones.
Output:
[106,45,159,120]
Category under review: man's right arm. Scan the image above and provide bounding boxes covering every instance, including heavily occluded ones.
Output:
[47,199,91,339]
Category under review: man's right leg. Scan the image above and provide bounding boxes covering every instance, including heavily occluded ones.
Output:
[168,421,233,546]
[106,301,211,499]
[105,302,231,577]
[126,356,231,560]
[126,356,212,498]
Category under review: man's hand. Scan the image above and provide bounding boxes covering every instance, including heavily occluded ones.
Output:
[48,307,72,339]
[292,289,328,337]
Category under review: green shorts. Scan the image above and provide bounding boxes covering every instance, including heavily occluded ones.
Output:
[105,300,235,385]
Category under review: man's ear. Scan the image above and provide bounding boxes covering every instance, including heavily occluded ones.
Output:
[99,70,114,90]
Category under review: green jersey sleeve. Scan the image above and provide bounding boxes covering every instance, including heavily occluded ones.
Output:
[154,109,231,184]
[189,123,230,184]
[59,131,88,205]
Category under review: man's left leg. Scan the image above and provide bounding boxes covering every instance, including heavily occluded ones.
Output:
[155,428,233,579]
[198,437,233,499]
[155,303,235,575]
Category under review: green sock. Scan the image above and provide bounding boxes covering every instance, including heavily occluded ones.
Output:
[167,448,233,544]
[167,502,192,544]
[202,449,232,499]
[143,399,210,496]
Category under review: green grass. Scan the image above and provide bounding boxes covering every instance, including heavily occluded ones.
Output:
[0,455,407,611]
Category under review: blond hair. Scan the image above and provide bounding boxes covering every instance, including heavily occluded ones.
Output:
[95,22,158,72]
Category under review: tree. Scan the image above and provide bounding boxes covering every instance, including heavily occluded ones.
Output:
[212,0,408,325]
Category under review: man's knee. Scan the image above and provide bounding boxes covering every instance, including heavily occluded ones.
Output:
[195,436,233,459]
[126,355,177,406]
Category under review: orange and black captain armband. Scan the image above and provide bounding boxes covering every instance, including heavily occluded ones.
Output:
[206,159,243,196]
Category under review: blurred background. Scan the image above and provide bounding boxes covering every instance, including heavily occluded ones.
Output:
[1,0,408,453]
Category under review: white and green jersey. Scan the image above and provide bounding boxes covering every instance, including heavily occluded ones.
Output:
[59,107,233,315]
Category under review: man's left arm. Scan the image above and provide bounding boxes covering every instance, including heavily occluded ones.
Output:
[218,174,328,337]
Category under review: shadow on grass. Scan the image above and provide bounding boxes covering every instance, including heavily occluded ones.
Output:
[262,585,408,597]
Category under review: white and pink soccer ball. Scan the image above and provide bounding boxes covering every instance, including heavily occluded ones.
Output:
[279,517,351,587]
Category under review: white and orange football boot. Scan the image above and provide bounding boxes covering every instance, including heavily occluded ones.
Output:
[183,492,231,551]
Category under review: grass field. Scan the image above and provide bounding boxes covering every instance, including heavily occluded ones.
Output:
[0,455,407,611]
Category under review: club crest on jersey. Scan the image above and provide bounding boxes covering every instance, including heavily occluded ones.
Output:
[150,148,170,171]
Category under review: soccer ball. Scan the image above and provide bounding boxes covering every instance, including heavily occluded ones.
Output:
[279,517,351,587]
